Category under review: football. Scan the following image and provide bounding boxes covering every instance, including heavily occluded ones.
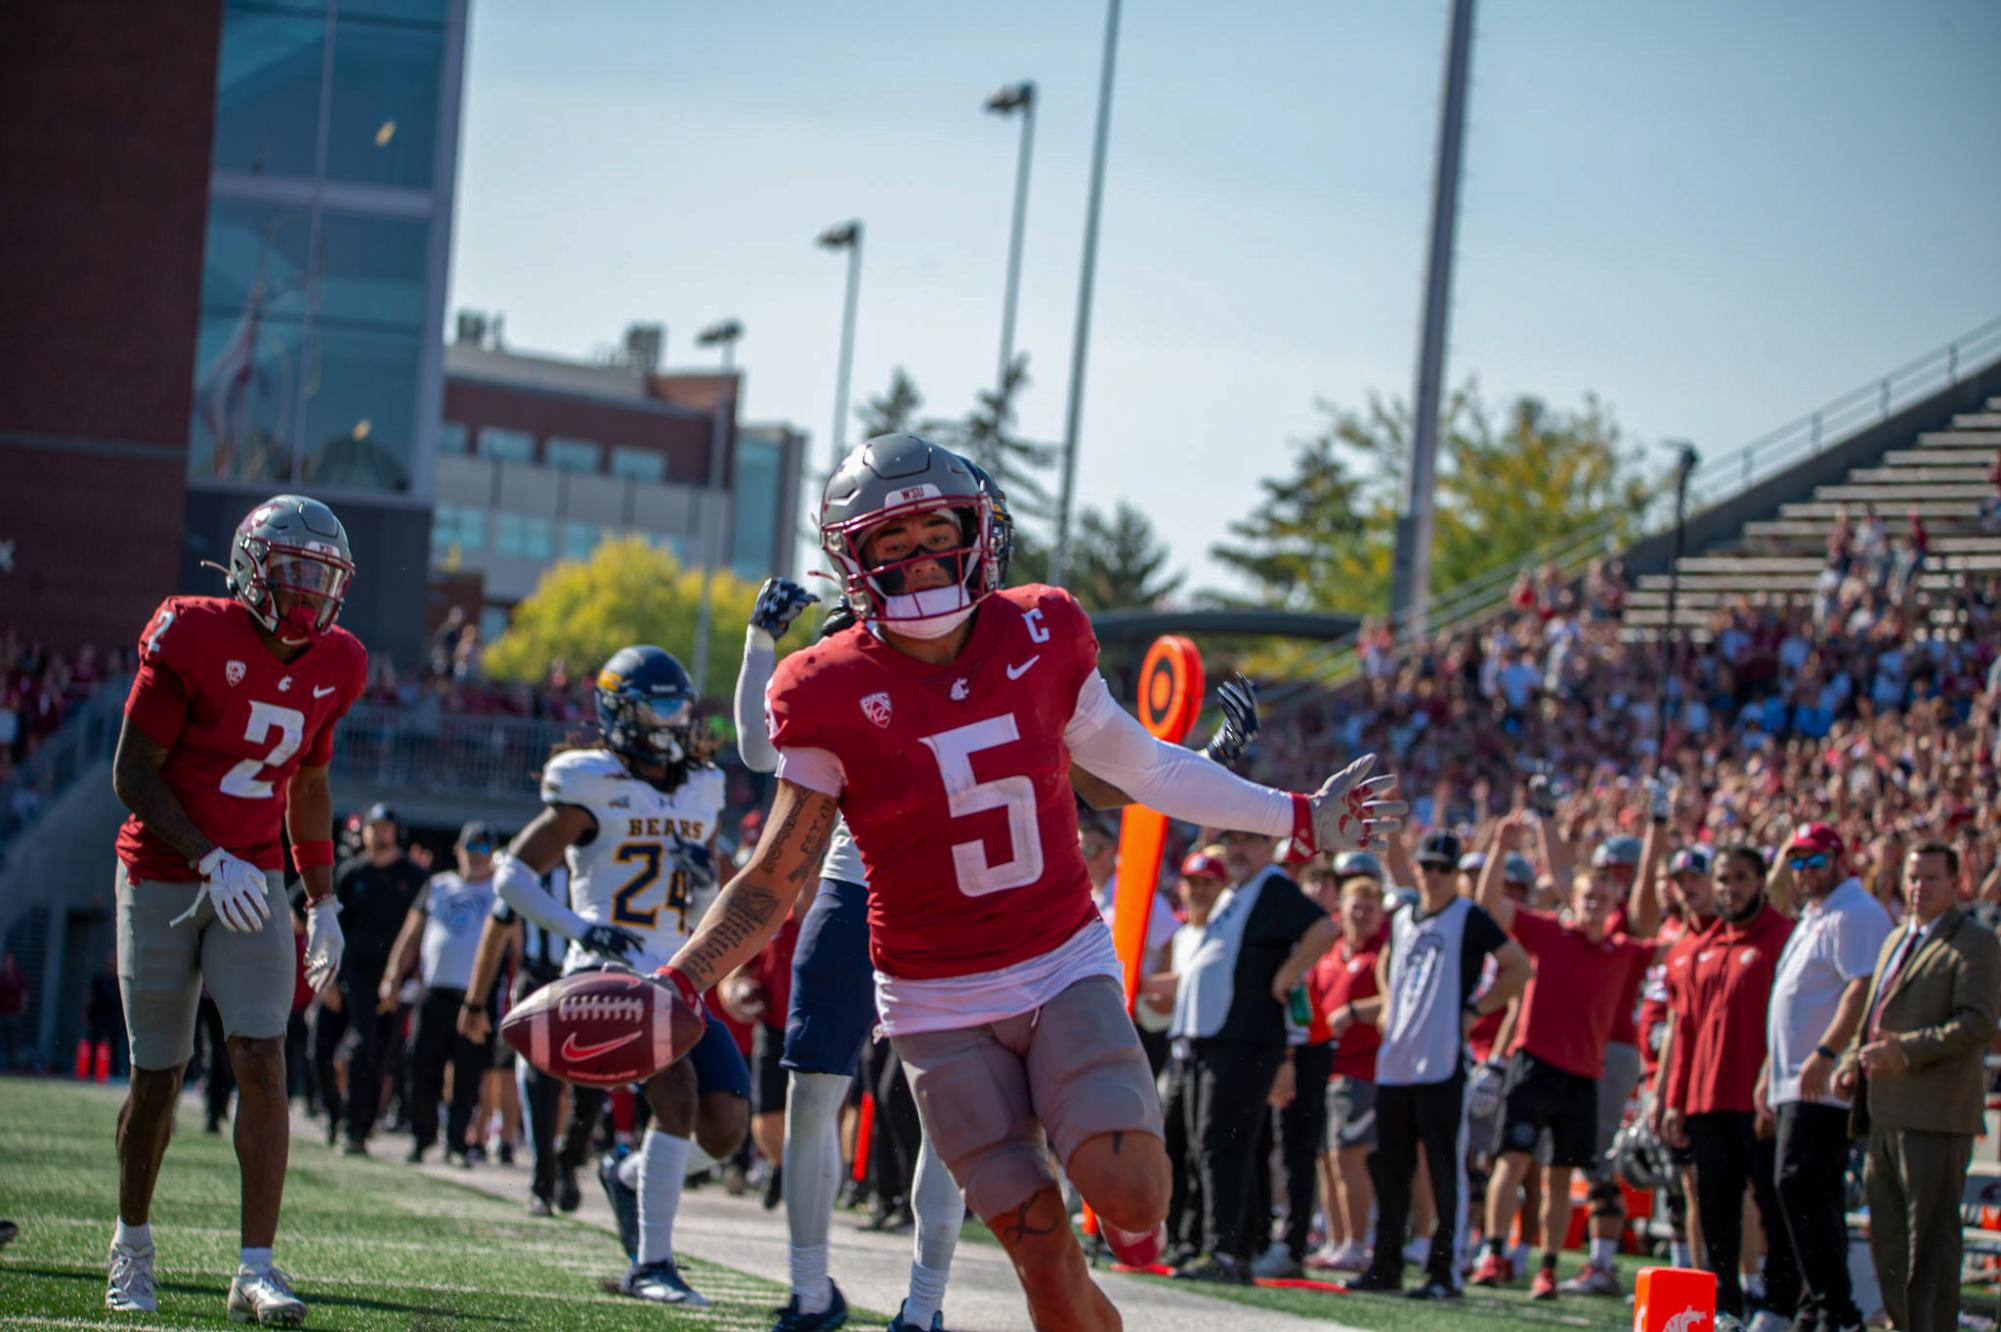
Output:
[500,968,700,1087]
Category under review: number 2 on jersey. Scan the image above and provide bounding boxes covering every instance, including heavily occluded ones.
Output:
[610,843,692,929]
[919,713,1044,897]
[219,701,306,799]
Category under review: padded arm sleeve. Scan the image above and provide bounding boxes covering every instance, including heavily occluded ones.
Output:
[1063,673,1293,834]
[495,853,590,944]
[734,628,780,773]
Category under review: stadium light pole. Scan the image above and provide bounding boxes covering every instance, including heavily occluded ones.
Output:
[690,319,744,697]
[819,221,864,477]
[1652,439,1700,763]
[986,80,1038,421]
[1387,0,1476,640]
[1049,0,1122,588]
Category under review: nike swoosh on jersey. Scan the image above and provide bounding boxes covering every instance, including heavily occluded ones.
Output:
[1006,655,1041,680]
[313,685,337,698]
[560,1030,643,1062]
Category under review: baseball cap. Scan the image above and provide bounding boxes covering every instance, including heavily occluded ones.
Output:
[1786,822,1845,859]
[1668,845,1713,877]
[1416,830,1462,868]
[457,820,497,851]
[1592,835,1644,869]
[1180,849,1227,881]
[365,802,398,825]
[1331,851,1384,881]
[1502,852,1535,885]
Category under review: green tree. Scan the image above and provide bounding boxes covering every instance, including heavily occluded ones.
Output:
[922,354,1059,521]
[856,368,924,438]
[483,536,784,701]
[1211,381,1657,613]
[1069,503,1184,612]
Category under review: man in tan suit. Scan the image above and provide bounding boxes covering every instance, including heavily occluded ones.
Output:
[1835,842,2001,1332]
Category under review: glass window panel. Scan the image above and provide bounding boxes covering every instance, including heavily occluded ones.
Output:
[545,438,600,473]
[337,0,446,23]
[315,212,429,328]
[729,438,782,578]
[201,199,313,322]
[211,8,325,178]
[479,428,533,463]
[188,312,305,484]
[326,20,442,189]
[609,447,665,483]
[478,605,510,643]
[437,421,467,455]
[562,521,604,560]
[430,503,484,555]
[298,324,420,492]
[495,512,553,560]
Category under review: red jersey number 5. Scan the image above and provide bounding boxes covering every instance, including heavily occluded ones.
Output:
[220,701,306,799]
[919,714,1044,897]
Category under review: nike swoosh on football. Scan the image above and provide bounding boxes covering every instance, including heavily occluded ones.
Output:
[313,685,337,697]
[1006,655,1041,680]
[561,1030,643,1062]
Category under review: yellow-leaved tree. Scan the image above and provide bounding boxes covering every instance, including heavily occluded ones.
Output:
[482,536,808,704]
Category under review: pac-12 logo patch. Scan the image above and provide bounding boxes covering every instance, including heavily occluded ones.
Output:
[860,691,893,728]
[225,660,246,686]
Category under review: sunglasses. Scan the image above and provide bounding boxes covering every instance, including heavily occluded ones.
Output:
[1787,853,1831,871]
[464,841,494,854]
[1419,861,1456,873]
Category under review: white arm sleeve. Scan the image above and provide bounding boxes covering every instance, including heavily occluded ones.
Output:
[1063,673,1294,834]
[773,747,847,799]
[495,853,591,944]
[734,628,780,773]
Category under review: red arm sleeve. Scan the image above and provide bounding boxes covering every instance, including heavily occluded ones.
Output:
[124,600,193,750]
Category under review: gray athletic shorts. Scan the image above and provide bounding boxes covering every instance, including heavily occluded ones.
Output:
[1586,1039,1643,1183]
[1325,1076,1378,1150]
[892,975,1164,1220]
[116,862,294,1071]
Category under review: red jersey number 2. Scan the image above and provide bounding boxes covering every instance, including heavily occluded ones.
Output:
[918,713,1044,897]
[219,701,306,798]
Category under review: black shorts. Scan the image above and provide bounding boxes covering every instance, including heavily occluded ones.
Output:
[1498,1050,1597,1168]
[752,1022,788,1118]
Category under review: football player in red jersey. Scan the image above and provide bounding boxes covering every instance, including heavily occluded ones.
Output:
[654,434,1403,1330]
[105,495,366,1325]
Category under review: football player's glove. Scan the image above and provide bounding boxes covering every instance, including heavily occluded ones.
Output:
[1200,675,1260,771]
[303,898,344,991]
[666,837,717,894]
[579,924,645,962]
[748,578,819,647]
[1303,753,1406,855]
[181,848,272,933]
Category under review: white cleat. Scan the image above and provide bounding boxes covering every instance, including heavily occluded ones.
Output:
[106,1241,157,1313]
[227,1265,307,1326]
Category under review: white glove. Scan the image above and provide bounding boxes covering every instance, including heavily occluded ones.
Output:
[1645,768,1677,824]
[1306,753,1407,854]
[194,848,272,932]
[304,898,344,992]
[1467,1061,1505,1120]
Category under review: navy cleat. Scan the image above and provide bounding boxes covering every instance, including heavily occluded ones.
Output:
[770,1280,849,1330]
[620,1257,708,1307]
[886,1299,950,1330]
[598,1153,639,1262]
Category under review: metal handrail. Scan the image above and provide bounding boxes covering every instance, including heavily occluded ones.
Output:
[1262,314,2001,711]
[0,674,132,850]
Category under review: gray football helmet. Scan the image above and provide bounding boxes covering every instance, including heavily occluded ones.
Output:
[820,433,1001,626]
[222,494,355,643]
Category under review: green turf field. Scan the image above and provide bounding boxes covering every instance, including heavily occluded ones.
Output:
[0,1079,882,1329]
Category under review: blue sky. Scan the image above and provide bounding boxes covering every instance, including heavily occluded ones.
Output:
[445,0,2001,598]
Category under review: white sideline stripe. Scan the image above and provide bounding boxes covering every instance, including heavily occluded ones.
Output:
[11,1320,178,1332]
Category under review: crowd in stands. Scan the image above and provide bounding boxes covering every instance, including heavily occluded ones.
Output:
[0,631,127,835]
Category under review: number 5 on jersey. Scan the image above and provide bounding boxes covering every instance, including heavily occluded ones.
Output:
[919,714,1044,898]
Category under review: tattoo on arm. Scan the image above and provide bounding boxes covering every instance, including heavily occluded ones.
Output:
[112,720,214,864]
[676,883,780,988]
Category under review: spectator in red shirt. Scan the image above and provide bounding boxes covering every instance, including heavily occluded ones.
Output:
[1661,843,1801,1323]
[1471,813,1656,1301]
[1306,863,1387,1273]
[1642,845,1722,1271]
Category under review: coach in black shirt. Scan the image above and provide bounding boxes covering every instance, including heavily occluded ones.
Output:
[1168,829,1336,1283]
[314,803,427,1153]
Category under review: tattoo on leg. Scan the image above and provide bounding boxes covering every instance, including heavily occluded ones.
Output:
[998,1193,1063,1245]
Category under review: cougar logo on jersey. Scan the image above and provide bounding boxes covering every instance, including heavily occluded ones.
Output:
[225,660,246,686]
[1663,1307,1707,1332]
[950,678,970,701]
[861,691,893,728]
